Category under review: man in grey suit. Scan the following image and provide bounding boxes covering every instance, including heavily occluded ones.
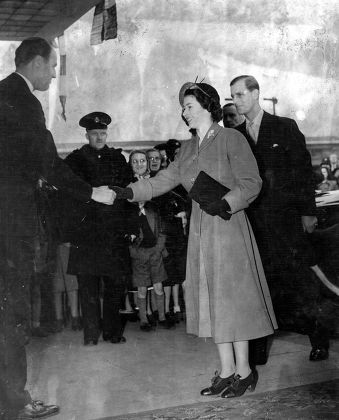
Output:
[230,75,330,364]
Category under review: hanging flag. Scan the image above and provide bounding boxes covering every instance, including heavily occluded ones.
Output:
[90,0,117,46]
[58,34,67,121]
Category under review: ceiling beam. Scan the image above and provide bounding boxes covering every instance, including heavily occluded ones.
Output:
[36,0,100,41]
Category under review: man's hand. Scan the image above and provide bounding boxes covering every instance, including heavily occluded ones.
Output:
[91,186,116,205]
[301,215,318,233]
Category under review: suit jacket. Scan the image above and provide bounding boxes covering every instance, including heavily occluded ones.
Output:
[236,111,317,272]
[236,111,316,216]
[0,73,92,238]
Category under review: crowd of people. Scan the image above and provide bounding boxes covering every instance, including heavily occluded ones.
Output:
[315,153,339,192]
[29,121,190,345]
[1,37,339,420]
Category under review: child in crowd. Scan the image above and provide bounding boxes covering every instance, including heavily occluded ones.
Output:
[128,150,175,331]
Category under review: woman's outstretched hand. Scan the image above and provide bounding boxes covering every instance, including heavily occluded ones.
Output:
[110,186,133,200]
[200,199,231,221]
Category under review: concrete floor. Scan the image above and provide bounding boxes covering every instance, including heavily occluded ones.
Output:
[26,321,339,420]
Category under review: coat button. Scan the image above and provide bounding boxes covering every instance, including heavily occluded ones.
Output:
[191,177,195,183]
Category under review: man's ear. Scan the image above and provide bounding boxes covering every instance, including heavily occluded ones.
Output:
[85,132,89,141]
[253,89,260,101]
[32,55,44,69]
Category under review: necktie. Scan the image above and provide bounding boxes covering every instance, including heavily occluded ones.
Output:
[247,121,257,143]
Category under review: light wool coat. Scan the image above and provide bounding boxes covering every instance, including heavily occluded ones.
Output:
[131,123,277,343]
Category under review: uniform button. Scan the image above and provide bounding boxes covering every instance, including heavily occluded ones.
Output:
[191,177,195,183]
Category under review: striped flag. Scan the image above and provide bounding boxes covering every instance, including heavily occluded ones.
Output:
[90,0,118,45]
[58,34,67,121]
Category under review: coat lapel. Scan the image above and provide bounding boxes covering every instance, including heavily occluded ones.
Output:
[198,123,222,153]
[256,111,273,149]
[236,121,256,150]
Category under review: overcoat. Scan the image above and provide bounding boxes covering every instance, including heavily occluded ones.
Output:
[130,123,277,343]
[0,72,92,415]
[0,73,92,343]
[236,115,317,273]
[63,144,134,278]
[236,113,320,328]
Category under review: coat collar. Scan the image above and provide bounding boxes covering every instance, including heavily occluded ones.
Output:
[257,111,274,147]
[198,122,222,152]
[83,144,110,156]
[8,72,33,96]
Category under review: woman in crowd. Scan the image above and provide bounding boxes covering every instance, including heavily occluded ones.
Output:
[113,82,277,398]
[317,165,338,192]
[146,148,162,176]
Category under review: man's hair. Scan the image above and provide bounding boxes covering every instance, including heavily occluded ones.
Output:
[146,148,161,156]
[15,37,52,67]
[230,75,260,92]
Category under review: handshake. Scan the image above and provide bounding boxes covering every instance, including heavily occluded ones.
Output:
[91,186,133,205]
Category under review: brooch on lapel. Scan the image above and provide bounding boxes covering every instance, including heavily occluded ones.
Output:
[207,129,215,139]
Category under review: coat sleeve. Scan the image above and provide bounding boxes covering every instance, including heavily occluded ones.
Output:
[130,158,181,202]
[223,130,262,213]
[33,132,92,202]
[286,119,316,215]
[0,94,92,203]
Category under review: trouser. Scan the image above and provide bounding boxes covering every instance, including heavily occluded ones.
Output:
[0,236,34,418]
[0,344,31,419]
[77,274,125,340]
[250,266,331,365]
[247,207,329,364]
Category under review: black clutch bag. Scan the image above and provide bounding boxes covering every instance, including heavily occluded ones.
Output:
[188,171,230,220]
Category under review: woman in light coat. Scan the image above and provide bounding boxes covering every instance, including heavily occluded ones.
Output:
[113,82,277,398]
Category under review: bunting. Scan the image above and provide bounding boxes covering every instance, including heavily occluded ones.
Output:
[58,34,67,121]
[90,0,118,45]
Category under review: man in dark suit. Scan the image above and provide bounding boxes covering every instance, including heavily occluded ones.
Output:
[0,37,115,419]
[229,75,330,363]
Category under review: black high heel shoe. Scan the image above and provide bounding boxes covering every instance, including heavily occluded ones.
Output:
[200,371,235,396]
[221,370,258,398]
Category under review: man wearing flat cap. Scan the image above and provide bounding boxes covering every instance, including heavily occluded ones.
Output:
[63,112,135,346]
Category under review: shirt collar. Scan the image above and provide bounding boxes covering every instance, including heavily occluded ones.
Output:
[15,72,34,92]
[246,108,264,129]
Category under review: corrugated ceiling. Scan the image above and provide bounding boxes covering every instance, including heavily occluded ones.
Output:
[0,0,99,41]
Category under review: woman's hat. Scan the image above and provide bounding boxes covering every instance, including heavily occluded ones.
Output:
[179,82,220,106]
